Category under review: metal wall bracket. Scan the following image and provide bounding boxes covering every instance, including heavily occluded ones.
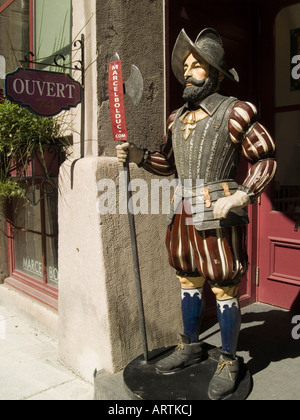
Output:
[21,34,85,161]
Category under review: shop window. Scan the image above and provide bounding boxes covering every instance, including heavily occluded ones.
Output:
[0,0,30,77]
[6,183,59,310]
[1,0,72,309]
[0,0,72,73]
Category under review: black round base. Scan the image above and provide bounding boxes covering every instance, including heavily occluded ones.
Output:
[123,344,252,400]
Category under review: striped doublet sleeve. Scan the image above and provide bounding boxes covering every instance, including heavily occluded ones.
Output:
[229,101,277,202]
[141,111,177,176]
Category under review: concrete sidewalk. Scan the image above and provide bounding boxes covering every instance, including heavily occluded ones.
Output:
[0,305,94,400]
[1,302,300,400]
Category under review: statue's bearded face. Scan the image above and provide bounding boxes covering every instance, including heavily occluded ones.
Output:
[182,53,219,104]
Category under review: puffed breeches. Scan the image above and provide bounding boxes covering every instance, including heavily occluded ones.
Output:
[165,200,248,287]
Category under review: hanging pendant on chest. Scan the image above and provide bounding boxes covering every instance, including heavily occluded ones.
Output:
[179,109,209,140]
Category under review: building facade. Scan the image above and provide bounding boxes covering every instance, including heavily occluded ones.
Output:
[0,0,300,383]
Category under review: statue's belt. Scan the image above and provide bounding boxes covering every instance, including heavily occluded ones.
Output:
[168,179,249,230]
[172,179,237,206]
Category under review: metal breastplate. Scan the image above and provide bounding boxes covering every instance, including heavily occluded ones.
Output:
[172,95,240,183]
[169,94,249,230]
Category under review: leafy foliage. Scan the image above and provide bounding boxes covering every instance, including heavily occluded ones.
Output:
[0,100,64,198]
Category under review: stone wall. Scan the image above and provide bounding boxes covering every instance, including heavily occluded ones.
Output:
[96,0,166,156]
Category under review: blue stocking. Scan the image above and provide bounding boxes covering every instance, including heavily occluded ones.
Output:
[217,298,241,357]
[181,288,204,343]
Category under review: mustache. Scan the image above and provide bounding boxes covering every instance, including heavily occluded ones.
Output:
[185,76,206,87]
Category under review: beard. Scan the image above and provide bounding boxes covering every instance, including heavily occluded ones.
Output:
[182,68,220,104]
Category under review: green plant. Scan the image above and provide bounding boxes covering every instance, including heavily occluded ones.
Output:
[0,100,66,198]
[0,178,25,199]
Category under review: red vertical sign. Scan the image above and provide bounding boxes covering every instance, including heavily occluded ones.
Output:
[108,60,128,142]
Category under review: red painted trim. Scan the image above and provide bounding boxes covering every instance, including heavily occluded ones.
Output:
[5,276,58,311]
[0,0,16,14]
[40,198,47,284]
[5,197,58,312]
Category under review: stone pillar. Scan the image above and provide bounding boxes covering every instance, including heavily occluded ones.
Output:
[58,157,180,380]
[58,0,181,382]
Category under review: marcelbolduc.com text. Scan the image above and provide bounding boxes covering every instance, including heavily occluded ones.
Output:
[108,404,193,417]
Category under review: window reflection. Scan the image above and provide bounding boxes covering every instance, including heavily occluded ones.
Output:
[12,185,58,288]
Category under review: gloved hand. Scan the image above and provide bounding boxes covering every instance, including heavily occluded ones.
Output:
[213,190,250,219]
[116,142,144,165]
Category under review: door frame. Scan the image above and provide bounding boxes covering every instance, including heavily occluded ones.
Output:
[257,0,300,308]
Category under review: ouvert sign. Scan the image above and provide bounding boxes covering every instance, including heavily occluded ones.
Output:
[5,67,82,117]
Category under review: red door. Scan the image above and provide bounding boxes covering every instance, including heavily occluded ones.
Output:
[257,0,300,310]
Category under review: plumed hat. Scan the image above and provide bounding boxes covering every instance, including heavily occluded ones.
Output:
[171,28,239,85]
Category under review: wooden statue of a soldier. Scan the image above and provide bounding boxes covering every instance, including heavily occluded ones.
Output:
[117,28,277,400]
